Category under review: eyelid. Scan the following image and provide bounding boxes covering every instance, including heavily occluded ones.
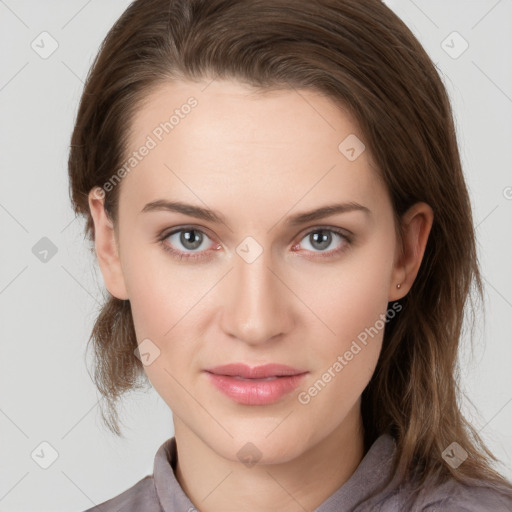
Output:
[296,224,353,240]
[158,224,217,243]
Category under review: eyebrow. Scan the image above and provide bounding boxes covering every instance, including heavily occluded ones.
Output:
[140,199,371,225]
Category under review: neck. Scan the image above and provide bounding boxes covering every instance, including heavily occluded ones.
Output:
[173,404,365,512]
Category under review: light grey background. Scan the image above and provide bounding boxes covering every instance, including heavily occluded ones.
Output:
[0,1,511,511]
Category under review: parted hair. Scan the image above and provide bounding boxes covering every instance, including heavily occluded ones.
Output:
[67,0,512,501]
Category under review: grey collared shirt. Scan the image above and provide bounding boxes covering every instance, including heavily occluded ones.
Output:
[83,434,512,511]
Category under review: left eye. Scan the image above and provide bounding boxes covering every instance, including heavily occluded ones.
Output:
[159,227,350,260]
[298,228,347,253]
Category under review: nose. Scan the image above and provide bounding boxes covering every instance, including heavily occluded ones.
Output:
[219,243,295,346]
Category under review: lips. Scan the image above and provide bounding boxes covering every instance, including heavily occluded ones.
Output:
[203,363,308,405]
[204,363,307,379]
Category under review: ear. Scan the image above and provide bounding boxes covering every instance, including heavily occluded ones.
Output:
[389,202,434,301]
[88,187,129,300]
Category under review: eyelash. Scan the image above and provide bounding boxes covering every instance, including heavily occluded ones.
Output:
[157,225,353,262]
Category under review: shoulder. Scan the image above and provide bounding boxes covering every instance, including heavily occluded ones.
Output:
[81,475,162,512]
[364,459,512,512]
[417,478,512,512]
[362,434,512,512]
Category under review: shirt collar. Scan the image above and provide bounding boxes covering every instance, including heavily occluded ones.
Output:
[153,436,196,511]
[153,433,396,512]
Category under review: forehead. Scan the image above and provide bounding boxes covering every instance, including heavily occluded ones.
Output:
[129,78,360,153]
[119,79,384,218]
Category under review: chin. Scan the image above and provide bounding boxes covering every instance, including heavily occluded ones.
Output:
[207,429,309,467]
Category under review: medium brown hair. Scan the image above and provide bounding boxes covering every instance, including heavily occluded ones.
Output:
[67,0,512,499]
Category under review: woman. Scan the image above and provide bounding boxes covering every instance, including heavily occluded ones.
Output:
[68,0,512,510]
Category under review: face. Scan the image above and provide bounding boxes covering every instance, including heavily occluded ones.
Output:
[90,79,430,464]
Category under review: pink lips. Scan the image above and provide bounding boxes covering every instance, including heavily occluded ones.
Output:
[204,363,308,405]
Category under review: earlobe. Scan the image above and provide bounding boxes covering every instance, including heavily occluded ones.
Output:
[88,187,129,300]
[389,202,434,301]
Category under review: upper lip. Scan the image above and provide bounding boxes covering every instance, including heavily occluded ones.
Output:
[204,363,308,379]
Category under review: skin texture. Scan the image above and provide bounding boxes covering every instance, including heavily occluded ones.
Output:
[88,79,434,512]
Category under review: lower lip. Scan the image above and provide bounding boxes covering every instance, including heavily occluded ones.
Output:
[205,372,307,405]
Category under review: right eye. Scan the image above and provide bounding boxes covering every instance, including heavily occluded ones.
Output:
[158,226,220,261]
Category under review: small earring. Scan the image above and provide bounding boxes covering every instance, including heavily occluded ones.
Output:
[396,283,401,289]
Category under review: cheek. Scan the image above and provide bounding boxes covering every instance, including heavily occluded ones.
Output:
[123,238,205,337]
[127,276,198,414]
[122,248,208,400]
[300,232,395,348]
[294,234,394,405]
[295,282,387,435]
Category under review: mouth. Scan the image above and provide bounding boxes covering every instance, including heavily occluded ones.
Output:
[229,375,281,381]
[203,363,308,405]
[204,363,307,379]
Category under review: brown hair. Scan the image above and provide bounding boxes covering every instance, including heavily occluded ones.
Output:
[67,0,512,500]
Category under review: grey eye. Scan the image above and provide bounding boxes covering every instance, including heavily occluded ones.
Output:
[167,229,209,252]
[301,230,343,252]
